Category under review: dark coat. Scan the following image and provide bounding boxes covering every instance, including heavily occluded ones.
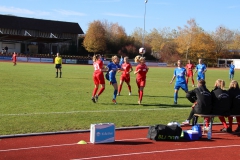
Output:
[211,87,231,116]
[186,85,212,114]
[228,88,240,115]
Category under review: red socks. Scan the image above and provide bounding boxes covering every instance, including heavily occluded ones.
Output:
[92,88,98,97]
[97,87,105,96]
[139,90,143,101]
[219,116,228,128]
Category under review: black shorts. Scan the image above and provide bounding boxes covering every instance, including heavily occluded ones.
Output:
[55,64,62,69]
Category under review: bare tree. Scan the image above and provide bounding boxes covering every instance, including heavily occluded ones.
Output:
[211,26,234,57]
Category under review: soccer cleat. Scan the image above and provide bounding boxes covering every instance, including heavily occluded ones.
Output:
[182,120,190,125]
[192,85,195,87]
[220,128,227,132]
[138,100,141,105]
[112,99,117,104]
[117,93,120,96]
[91,97,96,103]
[174,101,177,105]
[129,92,131,96]
[95,95,98,102]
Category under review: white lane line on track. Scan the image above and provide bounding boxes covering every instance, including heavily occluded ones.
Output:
[0,143,77,152]
[72,144,240,160]
[0,108,188,116]
[0,138,146,152]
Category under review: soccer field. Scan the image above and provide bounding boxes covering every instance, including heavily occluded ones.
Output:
[0,62,236,135]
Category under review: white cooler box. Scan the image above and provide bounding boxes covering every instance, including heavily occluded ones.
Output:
[90,123,115,144]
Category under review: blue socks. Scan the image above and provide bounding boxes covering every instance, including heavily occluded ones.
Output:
[113,90,118,99]
[174,93,178,103]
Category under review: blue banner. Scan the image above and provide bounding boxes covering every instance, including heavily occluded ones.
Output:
[0,56,12,60]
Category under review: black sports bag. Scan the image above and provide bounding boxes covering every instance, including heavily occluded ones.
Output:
[147,124,182,141]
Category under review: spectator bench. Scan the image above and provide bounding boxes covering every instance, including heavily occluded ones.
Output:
[194,114,240,140]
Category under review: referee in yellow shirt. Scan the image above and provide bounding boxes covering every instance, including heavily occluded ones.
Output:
[55,53,62,78]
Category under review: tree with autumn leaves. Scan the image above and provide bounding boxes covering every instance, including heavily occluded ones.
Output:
[174,19,215,62]
[83,20,143,59]
[83,20,107,54]
[82,18,240,65]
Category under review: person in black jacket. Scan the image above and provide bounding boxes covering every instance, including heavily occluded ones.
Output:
[211,79,231,132]
[182,79,212,125]
[5,46,8,54]
[228,80,240,132]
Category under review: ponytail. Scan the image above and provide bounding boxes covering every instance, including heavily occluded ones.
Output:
[93,54,101,62]
[220,80,225,90]
[215,79,225,90]
[134,55,141,63]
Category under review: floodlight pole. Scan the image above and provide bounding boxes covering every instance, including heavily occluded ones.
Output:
[142,0,148,56]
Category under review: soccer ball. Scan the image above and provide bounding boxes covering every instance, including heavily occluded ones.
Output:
[139,47,145,54]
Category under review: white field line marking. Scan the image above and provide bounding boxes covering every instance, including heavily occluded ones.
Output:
[72,144,240,160]
[0,138,146,152]
[0,108,189,116]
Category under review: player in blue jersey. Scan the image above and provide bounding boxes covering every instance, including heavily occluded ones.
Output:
[229,61,235,80]
[106,55,122,104]
[194,59,207,81]
[170,60,188,105]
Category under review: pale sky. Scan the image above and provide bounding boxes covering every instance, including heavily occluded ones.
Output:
[0,0,240,35]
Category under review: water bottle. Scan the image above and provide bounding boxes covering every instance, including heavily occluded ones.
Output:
[207,130,212,139]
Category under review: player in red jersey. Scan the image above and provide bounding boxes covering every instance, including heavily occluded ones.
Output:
[117,57,133,96]
[185,60,195,87]
[12,52,17,66]
[134,56,149,105]
[91,54,107,103]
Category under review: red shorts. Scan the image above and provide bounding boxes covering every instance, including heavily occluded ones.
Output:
[93,72,105,85]
[187,71,193,77]
[120,75,130,83]
[136,78,146,87]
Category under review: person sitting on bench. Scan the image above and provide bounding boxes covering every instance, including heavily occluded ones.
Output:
[211,79,231,132]
[182,79,212,125]
[228,80,240,132]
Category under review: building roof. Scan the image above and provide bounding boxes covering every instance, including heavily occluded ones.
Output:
[0,14,84,34]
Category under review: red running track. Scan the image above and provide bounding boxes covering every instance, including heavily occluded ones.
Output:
[1,125,240,160]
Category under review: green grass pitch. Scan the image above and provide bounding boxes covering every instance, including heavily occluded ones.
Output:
[0,62,237,135]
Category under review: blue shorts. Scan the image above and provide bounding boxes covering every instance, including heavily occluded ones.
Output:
[109,75,117,84]
[197,74,205,81]
[174,83,188,92]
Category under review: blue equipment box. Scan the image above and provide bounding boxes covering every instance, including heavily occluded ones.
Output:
[90,123,115,144]
[184,130,199,141]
